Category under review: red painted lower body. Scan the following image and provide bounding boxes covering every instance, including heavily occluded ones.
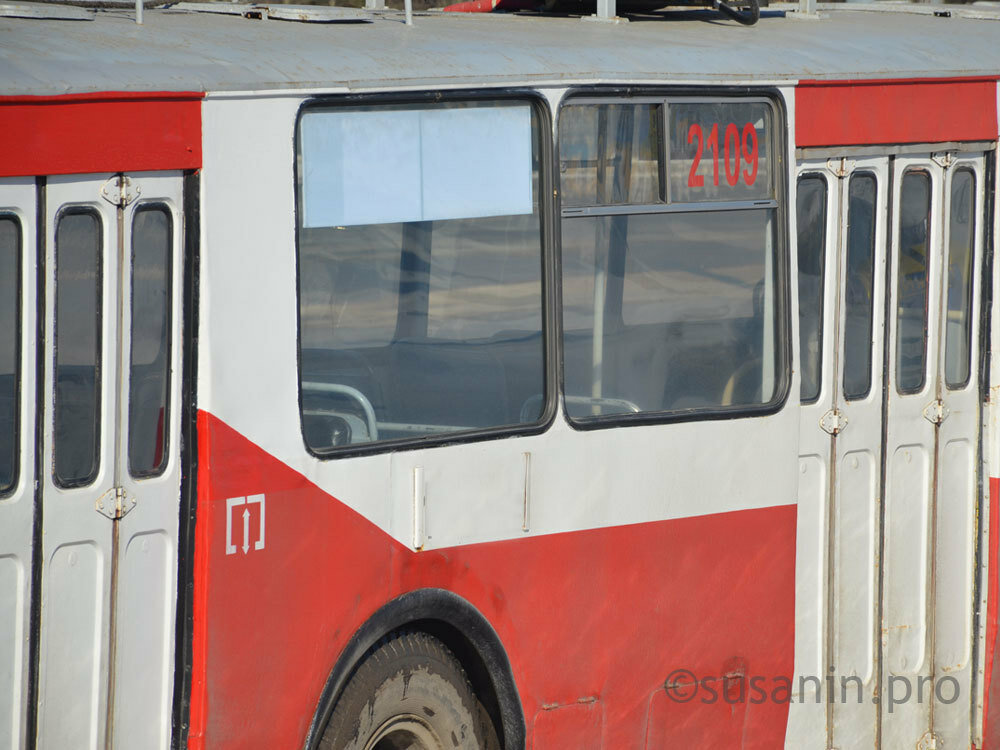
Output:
[188,412,796,748]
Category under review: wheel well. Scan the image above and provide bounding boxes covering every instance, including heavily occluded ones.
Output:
[304,588,525,750]
[412,617,506,747]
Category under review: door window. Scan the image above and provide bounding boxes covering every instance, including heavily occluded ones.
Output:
[895,170,932,394]
[128,205,173,477]
[53,209,102,487]
[944,169,976,390]
[0,215,20,494]
[796,175,827,403]
[842,173,877,401]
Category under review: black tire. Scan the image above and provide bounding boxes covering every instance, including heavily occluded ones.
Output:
[717,0,759,24]
[319,632,502,750]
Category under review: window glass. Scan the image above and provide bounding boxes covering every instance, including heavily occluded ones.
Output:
[796,175,827,403]
[668,101,774,203]
[559,97,783,422]
[297,101,545,452]
[128,206,172,477]
[842,173,877,401]
[560,103,661,207]
[896,170,931,394]
[945,169,976,389]
[300,104,532,227]
[0,216,20,495]
[54,210,102,487]
[562,210,779,417]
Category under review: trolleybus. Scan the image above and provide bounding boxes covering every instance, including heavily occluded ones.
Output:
[1,2,1000,748]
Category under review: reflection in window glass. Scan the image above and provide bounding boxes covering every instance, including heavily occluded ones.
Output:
[0,217,20,495]
[301,104,533,227]
[562,209,779,418]
[54,210,102,487]
[128,206,172,478]
[297,102,545,452]
[896,170,931,394]
[843,174,877,401]
[797,175,827,403]
[560,104,661,207]
[945,169,976,389]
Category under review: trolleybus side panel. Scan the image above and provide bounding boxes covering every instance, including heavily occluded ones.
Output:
[0,92,202,179]
[796,78,998,149]
[190,412,797,748]
[187,91,800,748]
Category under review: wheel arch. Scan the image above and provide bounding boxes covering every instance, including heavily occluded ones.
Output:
[303,588,526,750]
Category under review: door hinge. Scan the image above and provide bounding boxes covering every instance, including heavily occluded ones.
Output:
[100,175,140,208]
[917,731,940,750]
[826,158,856,178]
[922,399,950,425]
[931,152,955,169]
[820,408,848,435]
[96,486,137,520]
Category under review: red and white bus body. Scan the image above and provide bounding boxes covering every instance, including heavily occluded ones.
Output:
[1,6,999,749]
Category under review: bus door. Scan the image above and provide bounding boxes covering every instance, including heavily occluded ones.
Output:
[0,179,36,750]
[794,156,889,749]
[881,152,986,750]
[35,172,184,750]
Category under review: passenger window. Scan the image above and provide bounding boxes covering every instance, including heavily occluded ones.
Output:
[54,209,102,487]
[296,101,544,452]
[944,169,975,389]
[560,103,662,207]
[842,173,877,401]
[128,206,172,477]
[668,101,775,203]
[0,216,20,495]
[796,175,827,403]
[896,170,931,395]
[560,98,783,421]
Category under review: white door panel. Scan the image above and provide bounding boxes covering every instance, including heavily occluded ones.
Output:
[830,157,889,750]
[835,447,878,682]
[929,154,986,750]
[0,178,36,750]
[828,151,986,750]
[788,157,889,750]
[37,174,119,750]
[792,163,837,715]
[111,172,184,750]
[36,172,183,750]
[792,152,985,749]
[883,442,932,674]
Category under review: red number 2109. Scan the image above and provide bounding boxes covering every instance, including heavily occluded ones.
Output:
[687,122,759,189]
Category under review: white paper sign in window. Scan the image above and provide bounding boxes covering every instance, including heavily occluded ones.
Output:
[301,104,533,228]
